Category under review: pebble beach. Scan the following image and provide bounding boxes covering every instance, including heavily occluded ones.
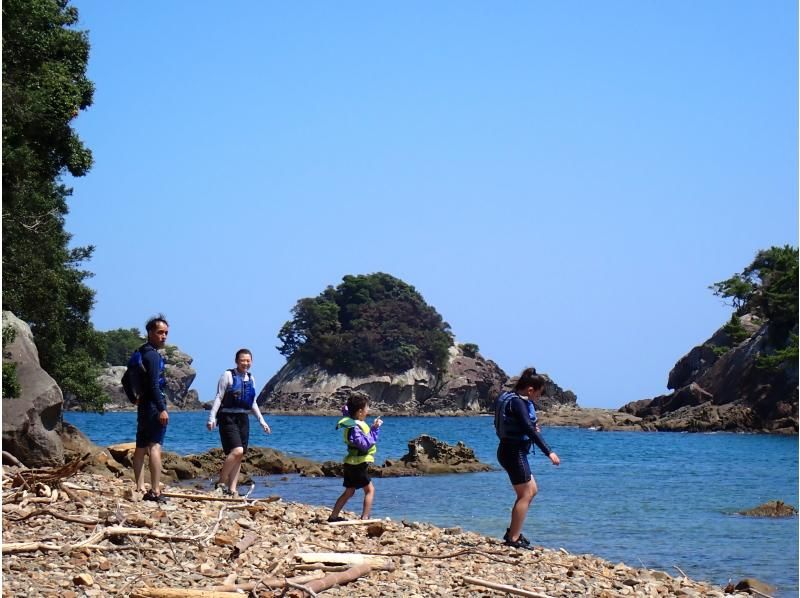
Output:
[2,461,764,598]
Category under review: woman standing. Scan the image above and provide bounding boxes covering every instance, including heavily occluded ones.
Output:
[494,367,560,548]
[207,349,271,495]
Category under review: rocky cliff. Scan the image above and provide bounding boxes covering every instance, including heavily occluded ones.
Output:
[257,345,576,415]
[620,315,798,433]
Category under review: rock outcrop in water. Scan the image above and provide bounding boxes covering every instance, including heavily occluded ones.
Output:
[257,345,577,416]
[620,314,798,434]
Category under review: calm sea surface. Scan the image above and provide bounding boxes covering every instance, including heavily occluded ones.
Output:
[65,411,799,596]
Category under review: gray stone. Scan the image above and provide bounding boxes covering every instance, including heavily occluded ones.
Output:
[1,311,65,467]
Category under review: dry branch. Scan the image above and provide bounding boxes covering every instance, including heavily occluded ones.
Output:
[461,575,555,598]
[11,454,89,488]
[7,507,101,526]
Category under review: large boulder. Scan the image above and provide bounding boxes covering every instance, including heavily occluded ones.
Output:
[83,345,201,412]
[257,345,576,415]
[1,311,65,467]
[162,346,201,410]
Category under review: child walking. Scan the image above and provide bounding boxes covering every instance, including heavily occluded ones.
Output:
[328,393,383,522]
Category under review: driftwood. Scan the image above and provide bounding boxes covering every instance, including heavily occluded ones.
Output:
[11,454,90,488]
[58,482,86,508]
[325,518,383,527]
[159,491,281,504]
[462,575,555,598]
[229,531,258,560]
[303,563,373,594]
[7,507,101,526]
[295,551,395,570]
[209,572,325,592]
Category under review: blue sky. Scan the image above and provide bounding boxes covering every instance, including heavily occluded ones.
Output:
[65,1,797,408]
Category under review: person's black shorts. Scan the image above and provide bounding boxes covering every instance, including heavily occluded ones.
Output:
[342,462,371,489]
[497,441,532,486]
[218,412,250,454]
[136,411,167,448]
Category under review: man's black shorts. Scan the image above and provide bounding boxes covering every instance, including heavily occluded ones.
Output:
[218,412,250,454]
[136,411,167,448]
[497,441,532,486]
[342,462,371,489]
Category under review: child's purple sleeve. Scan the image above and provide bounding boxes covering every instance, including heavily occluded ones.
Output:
[348,425,379,452]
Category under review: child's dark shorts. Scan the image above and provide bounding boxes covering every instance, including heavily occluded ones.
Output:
[136,411,167,448]
[218,412,250,454]
[342,462,371,489]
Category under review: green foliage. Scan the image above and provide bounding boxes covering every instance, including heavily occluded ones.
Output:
[711,245,798,370]
[722,315,751,345]
[711,246,798,328]
[459,343,480,358]
[3,0,103,410]
[278,273,454,376]
[57,347,107,411]
[710,345,730,357]
[2,325,21,398]
[756,333,799,371]
[97,328,143,365]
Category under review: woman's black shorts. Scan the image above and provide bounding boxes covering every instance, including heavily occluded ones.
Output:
[497,441,532,486]
[342,462,371,489]
[218,412,250,454]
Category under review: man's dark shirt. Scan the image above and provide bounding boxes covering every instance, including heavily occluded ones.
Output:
[138,343,166,414]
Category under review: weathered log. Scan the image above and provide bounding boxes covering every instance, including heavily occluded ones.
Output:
[461,575,555,598]
[303,563,373,593]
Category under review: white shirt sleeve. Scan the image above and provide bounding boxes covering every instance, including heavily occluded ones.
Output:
[207,370,232,424]
[249,374,267,426]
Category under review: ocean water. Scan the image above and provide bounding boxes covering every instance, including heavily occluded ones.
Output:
[65,411,799,596]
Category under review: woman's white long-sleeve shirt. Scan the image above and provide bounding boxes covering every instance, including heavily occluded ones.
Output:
[207,370,267,427]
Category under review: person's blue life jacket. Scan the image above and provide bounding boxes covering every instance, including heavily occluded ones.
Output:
[221,368,256,410]
[494,391,537,442]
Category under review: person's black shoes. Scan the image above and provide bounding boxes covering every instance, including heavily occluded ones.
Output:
[503,528,533,549]
[327,516,346,522]
[143,489,168,504]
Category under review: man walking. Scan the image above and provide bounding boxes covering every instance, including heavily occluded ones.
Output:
[132,315,170,503]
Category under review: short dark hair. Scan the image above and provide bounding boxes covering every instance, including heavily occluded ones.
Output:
[146,314,169,332]
[346,392,369,417]
[514,367,545,392]
[235,348,252,360]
